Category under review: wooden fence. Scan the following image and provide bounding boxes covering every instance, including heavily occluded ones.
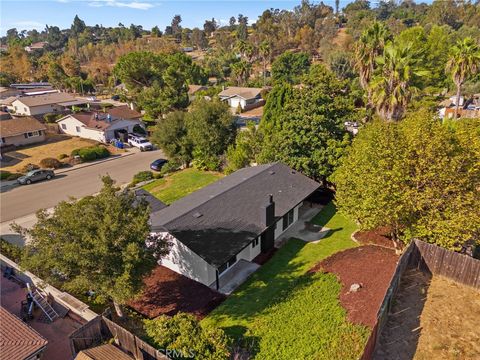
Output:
[69,316,169,360]
[360,239,480,359]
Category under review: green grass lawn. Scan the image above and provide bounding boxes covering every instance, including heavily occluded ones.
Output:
[142,168,223,204]
[202,202,370,359]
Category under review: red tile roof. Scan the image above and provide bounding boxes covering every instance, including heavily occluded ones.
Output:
[0,306,48,360]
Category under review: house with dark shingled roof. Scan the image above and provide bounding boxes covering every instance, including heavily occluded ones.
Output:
[149,162,320,290]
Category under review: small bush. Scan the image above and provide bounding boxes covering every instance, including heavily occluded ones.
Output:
[21,163,39,173]
[132,171,154,186]
[58,153,69,160]
[39,157,63,169]
[43,113,63,123]
[0,171,11,180]
[71,146,110,162]
[0,238,23,262]
[159,160,180,176]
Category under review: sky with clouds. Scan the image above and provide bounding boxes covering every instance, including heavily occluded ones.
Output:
[0,0,352,35]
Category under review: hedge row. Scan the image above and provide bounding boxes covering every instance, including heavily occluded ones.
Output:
[71,146,110,161]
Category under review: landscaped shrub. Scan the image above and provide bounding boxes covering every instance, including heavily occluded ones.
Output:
[159,160,180,176]
[58,153,69,160]
[0,238,23,262]
[0,171,11,180]
[20,163,39,173]
[132,171,154,186]
[71,146,110,162]
[144,312,231,360]
[39,157,63,169]
[43,113,64,123]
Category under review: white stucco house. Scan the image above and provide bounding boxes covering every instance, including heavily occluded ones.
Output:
[56,110,145,143]
[218,86,264,111]
[11,92,86,116]
[148,163,319,291]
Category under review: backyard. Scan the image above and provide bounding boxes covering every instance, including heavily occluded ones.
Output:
[142,167,223,204]
[202,203,371,359]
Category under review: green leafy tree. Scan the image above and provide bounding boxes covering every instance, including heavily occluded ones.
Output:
[144,312,230,360]
[271,51,311,84]
[150,111,193,167]
[332,112,480,250]
[71,15,86,36]
[15,176,170,317]
[186,98,236,170]
[259,65,353,182]
[446,37,480,119]
[225,122,262,174]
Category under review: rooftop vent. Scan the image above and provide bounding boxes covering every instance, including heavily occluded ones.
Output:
[192,212,203,218]
[269,171,275,175]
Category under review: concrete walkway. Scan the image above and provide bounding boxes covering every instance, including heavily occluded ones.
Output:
[215,259,260,295]
[275,204,330,246]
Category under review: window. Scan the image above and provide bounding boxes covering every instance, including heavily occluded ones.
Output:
[24,107,27,112]
[61,123,67,130]
[282,209,295,231]
[24,131,40,138]
[251,237,259,248]
[76,126,81,133]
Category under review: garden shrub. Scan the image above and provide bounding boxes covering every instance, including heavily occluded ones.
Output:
[132,171,154,185]
[71,146,110,162]
[43,113,63,123]
[39,157,63,169]
[159,160,180,176]
[0,238,23,262]
[0,171,11,180]
[58,153,69,160]
[20,163,39,173]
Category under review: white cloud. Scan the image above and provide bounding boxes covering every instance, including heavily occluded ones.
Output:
[56,0,70,3]
[88,0,155,10]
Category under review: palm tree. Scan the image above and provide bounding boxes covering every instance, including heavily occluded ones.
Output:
[446,37,480,119]
[370,42,427,121]
[259,41,271,86]
[354,22,390,111]
[231,60,252,85]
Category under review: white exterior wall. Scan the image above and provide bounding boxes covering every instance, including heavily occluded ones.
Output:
[236,239,261,262]
[57,115,106,142]
[228,97,246,109]
[157,232,217,287]
[12,100,64,116]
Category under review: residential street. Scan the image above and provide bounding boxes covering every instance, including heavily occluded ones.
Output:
[0,149,163,224]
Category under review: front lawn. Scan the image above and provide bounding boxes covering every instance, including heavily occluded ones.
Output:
[142,168,223,204]
[202,202,370,359]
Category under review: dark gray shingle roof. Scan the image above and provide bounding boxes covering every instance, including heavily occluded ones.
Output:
[150,163,319,267]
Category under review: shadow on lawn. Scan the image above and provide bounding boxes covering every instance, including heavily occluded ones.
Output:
[311,202,337,228]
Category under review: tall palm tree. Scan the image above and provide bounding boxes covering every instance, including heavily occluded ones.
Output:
[231,60,252,85]
[259,41,271,86]
[354,22,390,111]
[446,37,480,119]
[370,41,427,121]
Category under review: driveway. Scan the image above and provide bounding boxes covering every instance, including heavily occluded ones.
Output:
[0,149,163,223]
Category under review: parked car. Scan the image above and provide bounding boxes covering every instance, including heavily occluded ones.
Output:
[17,169,55,185]
[111,95,120,101]
[150,158,168,171]
[128,134,153,151]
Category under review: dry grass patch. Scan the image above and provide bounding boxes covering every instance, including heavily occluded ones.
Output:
[415,276,480,360]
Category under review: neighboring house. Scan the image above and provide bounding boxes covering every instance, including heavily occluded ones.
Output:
[0,306,48,360]
[56,112,145,143]
[149,162,320,290]
[106,105,142,120]
[11,93,87,116]
[10,82,52,91]
[439,94,480,119]
[75,344,134,360]
[218,86,264,111]
[0,116,46,147]
[24,41,48,53]
[0,86,22,99]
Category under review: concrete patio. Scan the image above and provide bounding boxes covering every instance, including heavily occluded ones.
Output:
[275,203,330,246]
[215,259,260,295]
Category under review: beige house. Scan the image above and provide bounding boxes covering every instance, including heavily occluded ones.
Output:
[218,86,264,111]
[11,93,86,116]
[0,116,46,147]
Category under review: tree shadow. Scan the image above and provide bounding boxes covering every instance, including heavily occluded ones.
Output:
[310,202,337,228]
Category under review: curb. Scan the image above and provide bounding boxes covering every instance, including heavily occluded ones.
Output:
[55,152,135,175]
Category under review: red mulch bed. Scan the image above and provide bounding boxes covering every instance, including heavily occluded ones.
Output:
[354,226,398,250]
[128,266,226,320]
[309,245,399,328]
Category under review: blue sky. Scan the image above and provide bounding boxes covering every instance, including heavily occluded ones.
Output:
[0,0,353,35]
